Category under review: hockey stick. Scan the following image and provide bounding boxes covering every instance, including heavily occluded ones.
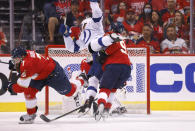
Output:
[40,106,83,122]
[40,98,98,122]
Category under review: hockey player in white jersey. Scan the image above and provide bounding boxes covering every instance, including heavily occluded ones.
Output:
[59,0,122,53]
[59,0,123,113]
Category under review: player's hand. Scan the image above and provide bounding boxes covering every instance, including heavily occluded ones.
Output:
[9,60,15,70]
[7,81,14,93]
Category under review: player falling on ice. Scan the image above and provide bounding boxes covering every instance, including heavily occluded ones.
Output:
[59,0,124,114]
[7,46,86,124]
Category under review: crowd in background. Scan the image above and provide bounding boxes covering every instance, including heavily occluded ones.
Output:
[0,0,192,54]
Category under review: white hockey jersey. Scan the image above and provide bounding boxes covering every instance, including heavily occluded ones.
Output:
[161,38,188,54]
[63,2,104,52]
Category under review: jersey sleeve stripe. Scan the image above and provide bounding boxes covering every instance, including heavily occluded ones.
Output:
[85,29,91,44]
[83,30,86,42]
[73,38,80,52]
[98,37,106,47]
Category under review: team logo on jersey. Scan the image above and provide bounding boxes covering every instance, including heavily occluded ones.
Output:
[21,71,27,77]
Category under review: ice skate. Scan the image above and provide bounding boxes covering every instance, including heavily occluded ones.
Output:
[78,96,94,116]
[92,102,98,116]
[73,93,81,107]
[95,103,105,121]
[111,106,127,115]
[19,114,36,124]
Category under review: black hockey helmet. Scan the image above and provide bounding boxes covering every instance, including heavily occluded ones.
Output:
[11,46,27,58]
[111,22,125,34]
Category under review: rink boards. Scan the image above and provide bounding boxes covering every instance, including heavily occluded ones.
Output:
[0,55,195,111]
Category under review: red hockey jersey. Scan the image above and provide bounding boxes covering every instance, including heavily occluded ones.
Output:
[102,40,131,70]
[13,50,56,91]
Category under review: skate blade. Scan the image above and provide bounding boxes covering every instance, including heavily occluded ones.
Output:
[95,113,102,121]
[18,121,34,124]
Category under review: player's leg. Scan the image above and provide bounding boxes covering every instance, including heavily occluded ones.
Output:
[78,76,99,113]
[47,61,84,107]
[95,65,119,120]
[95,64,131,120]
[105,89,117,114]
[90,33,125,52]
[20,87,39,124]
[90,0,102,19]
[109,64,131,115]
[79,53,103,113]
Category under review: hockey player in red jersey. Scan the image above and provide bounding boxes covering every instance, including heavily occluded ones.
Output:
[78,57,128,115]
[7,46,85,124]
[93,39,132,121]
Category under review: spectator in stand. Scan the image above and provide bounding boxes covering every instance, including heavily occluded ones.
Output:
[136,24,160,54]
[54,0,71,17]
[112,1,127,23]
[151,10,164,43]
[0,26,8,54]
[122,8,143,43]
[66,0,79,27]
[78,0,90,14]
[124,0,149,16]
[160,0,177,27]
[104,0,122,32]
[161,24,188,54]
[138,3,153,24]
[104,0,122,16]
[43,0,71,43]
[150,0,166,11]
[43,0,59,43]
[176,0,190,14]
[173,10,189,45]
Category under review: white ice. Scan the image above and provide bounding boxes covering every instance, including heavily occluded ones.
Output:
[0,111,195,131]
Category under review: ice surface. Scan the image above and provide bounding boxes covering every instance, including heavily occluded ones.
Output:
[0,111,195,131]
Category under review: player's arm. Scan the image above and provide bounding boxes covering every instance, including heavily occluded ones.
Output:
[105,43,121,55]
[8,75,33,93]
[59,24,84,53]
[9,61,37,93]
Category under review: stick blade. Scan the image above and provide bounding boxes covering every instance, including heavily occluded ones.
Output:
[40,114,51,122]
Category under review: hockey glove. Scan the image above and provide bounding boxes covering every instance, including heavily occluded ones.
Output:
[96,50,108,64]
[9,60,16,71]
[7,82,15,94]
[59,24,70,37]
